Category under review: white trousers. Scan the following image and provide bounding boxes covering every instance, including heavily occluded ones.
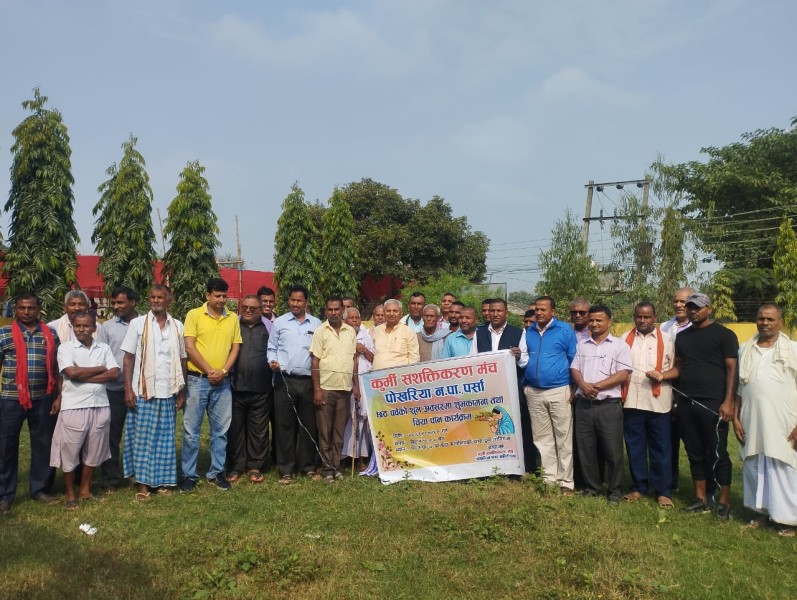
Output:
[524,385,574,489]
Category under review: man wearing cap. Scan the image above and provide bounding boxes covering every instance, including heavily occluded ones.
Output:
[649,293,738,520]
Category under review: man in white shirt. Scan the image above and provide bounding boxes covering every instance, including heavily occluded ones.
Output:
[50,312,119,509]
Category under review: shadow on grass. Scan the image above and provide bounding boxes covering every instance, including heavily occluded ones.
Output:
[1,510,162,599]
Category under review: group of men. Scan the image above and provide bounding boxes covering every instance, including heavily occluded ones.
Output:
[1,283,796,536]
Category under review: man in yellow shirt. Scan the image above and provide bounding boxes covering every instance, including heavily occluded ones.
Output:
[371,299,420,370]
[181,278,242,492]
[310,297,359,481]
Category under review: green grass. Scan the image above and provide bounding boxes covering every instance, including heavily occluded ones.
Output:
[2,425,796,600]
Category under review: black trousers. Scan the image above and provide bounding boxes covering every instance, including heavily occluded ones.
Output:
[0,395,56,503]
[518,387,539,473]
[227,390,273,474]
[678,398,731,494]
[101,389,127,488]
[575,397,624,498]
[274,375,317,477]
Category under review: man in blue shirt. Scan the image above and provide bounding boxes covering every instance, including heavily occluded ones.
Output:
[267,285,322,484]
[523,296,578,495]
[442,307,478,358]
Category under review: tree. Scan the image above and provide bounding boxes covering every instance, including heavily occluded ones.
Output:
[338,178,488,284]
[3,88,79,319]
[659,118,797,319]
[508,290,535,307]
[273,183,321,311]
[92,134,156,298]
[774,217,797,328]
[161,161,220,319]
[535,209,602,305]
[320,188,359,300]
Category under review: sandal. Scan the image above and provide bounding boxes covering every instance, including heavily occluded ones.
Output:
[657,496,674,509]
[746,516,768,529]
[65,499,79,511]
[248,470,265,483]
[155,488,173,496]
[278,475,293,485]
[776,524,795,538]
[623,491,643,502]
[135,492,152,502]
[227,472,241,484]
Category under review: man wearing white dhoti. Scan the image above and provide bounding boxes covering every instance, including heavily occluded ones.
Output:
[734,304,797,536]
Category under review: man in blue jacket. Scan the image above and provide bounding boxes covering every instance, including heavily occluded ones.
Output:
[523,296,577,495]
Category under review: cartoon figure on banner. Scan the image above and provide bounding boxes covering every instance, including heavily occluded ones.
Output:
[477,407,515,436]
[375,431,414,471]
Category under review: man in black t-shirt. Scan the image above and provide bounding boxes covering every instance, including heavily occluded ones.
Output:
[648,293,738,520]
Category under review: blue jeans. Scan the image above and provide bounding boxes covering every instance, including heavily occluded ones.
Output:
[181,375,232,480]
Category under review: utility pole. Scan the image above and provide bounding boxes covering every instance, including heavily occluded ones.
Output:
[582,180,594,249]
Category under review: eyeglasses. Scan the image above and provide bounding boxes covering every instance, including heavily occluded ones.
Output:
[241,306,260,312]
[570,310,588,315]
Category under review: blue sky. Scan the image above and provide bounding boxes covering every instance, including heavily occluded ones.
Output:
[1,0,794,291]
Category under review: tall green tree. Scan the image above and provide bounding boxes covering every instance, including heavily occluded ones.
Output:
[161,161,220,318]
[774,217,797,328]
[320,188,359,300]
[273,183,321,311]
[3,88,79,319]
[659,118,797,318]
[92,134,156,297]
[535,209,602,304]
[338,178,488,284]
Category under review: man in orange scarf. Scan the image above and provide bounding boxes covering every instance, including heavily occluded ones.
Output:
[0,292,60,516]
[621,302,675,508]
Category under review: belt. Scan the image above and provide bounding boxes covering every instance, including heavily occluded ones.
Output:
[187,371,229,379]
[578,396,621,404]
[281,372,311,380]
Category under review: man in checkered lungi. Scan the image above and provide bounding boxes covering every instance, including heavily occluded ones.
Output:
[121,285,187,501]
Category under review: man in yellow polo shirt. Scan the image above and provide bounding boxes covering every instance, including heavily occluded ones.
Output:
[181,278,242,492]
[310,297,359,481]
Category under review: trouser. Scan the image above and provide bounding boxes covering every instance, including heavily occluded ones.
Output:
[575,397,624,498]
[678,398,731,496]
[671,393,682,489]
[227,390,273,474]
[315,389,351,477]
[274,375,317,477]
[517,384,538,474]
[623,408,672,498]
[100,389,127,488]
[182,375,232,480]
[525,385,573,489]
[0,395,56,503]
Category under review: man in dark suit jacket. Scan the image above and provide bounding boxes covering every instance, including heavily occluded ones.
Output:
[476,299,538,474]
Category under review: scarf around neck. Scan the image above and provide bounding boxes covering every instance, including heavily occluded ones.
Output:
[11,321,56,410]
[621,326,664,400]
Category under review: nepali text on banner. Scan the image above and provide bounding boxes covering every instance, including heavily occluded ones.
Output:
[360,350,525,484]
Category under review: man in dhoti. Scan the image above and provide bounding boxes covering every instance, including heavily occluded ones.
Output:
[734,303,797,536]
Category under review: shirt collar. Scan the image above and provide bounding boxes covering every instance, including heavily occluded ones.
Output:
[203,302,228,318]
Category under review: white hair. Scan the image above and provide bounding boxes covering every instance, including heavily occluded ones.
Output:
[423,304,441,316]
[343,307,361,320]
[384,299,402,311]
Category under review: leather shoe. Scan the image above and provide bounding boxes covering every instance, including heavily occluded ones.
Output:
[32,493,59,505]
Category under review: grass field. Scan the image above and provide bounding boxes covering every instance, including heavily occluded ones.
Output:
[2,423,796,600]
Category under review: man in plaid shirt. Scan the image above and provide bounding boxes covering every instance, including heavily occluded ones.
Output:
[0,292,61,515]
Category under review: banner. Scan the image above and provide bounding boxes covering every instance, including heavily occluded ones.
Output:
[360,350,525,484]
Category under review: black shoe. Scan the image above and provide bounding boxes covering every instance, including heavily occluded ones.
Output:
[180,478,198,493]
[580,490,600,498]
[210,475,231,491]
[32,493,59,505]
[0,500,11,516]
[681,499,710,513]
[715,503,732,521]
[607,494,622,505]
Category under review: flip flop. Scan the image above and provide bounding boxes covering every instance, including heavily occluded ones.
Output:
[227,472,241,484]
[79,495,103,503]
[746,516,767,529]
[135,492,151,502]
[776,524,795,537]
[623,491,643,502]
[155,488,173,496]
[65,500,79,511]
[657,496,674,509]
[248,470,265,483]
